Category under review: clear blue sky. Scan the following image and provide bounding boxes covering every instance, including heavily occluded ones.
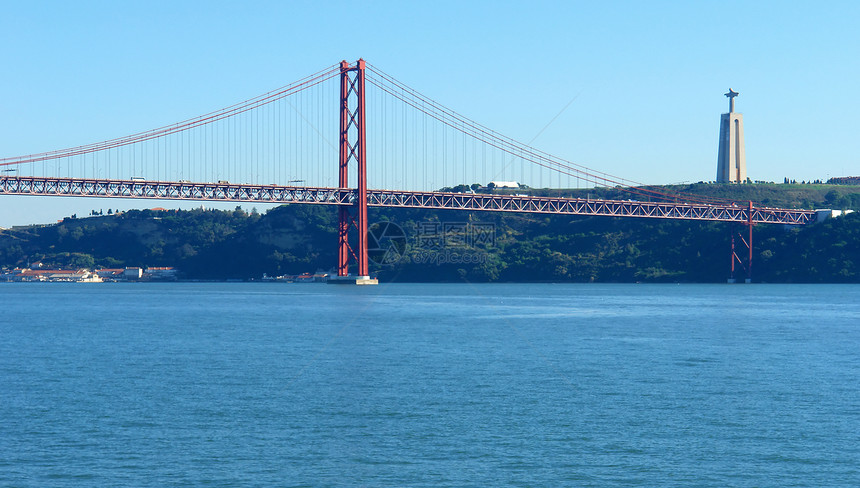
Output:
[1,0,858,227]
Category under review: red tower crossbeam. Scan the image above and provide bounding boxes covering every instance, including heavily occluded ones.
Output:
[337,60,369,278]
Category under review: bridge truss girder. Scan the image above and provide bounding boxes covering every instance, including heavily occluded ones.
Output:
[0,176,816,226]
[365,189,815,226]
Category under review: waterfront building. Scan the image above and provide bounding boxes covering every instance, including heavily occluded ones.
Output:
[144,267,178,281]
[95,268,125,280]
[488,181,521,188]
[828,176,860,185]
[123,267,143,280]
[6,268,99,282]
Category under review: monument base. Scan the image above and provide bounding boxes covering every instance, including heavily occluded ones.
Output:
[327,275,378,285]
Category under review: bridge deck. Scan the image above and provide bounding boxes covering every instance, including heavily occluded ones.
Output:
[0,176,816,225]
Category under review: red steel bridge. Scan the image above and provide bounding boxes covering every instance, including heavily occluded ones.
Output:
[0,59,816,283]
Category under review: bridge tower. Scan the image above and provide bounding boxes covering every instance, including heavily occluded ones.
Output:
[728,201,755,284]
[332,59,377,285]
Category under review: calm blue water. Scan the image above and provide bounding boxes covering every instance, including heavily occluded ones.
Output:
[0,283,858,487]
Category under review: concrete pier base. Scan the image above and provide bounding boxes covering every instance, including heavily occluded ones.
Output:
[327,275,378,285]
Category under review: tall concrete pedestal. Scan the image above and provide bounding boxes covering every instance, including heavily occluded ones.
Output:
[716,89,746,183]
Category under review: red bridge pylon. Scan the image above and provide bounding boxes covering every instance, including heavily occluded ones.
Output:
[729,201,754,284]
[333,59,375,284]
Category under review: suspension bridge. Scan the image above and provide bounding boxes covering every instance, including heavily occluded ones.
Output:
[0,59,816,284]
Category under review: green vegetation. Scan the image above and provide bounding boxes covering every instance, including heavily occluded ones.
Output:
[0,206,335,280]
[1,184,858,282]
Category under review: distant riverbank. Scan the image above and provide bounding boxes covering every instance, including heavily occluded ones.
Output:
[1,186,859,283]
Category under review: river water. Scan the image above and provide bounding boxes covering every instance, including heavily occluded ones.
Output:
[1,283,858,487]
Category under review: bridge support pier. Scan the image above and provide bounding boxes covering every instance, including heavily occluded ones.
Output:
[333,59,375,285]
[729,201,754,284]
